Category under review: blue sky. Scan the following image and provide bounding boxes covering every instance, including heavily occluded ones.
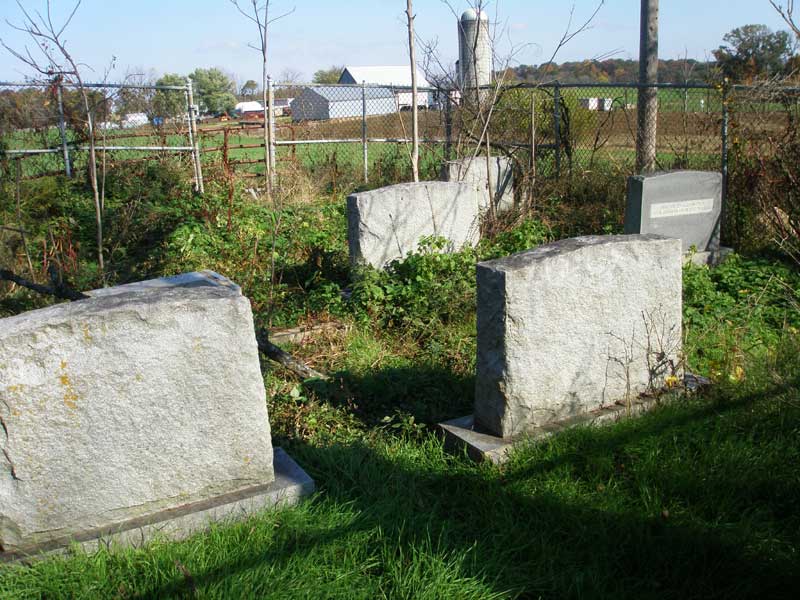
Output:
[0,1,793,83]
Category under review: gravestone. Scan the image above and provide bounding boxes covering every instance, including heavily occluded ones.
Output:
[624,170,726,264]
[441,156,514,213]
[347,181,484,269]
[0,273,313,559]
[451,235,682,449]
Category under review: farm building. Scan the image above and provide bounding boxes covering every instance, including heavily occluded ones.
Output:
[338,66,431,109]
[579,97,614,111]
[290,86,396,122]
[235,100,264,120]
[274,97,293,116]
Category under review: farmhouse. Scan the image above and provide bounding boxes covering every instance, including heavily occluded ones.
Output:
[290,86,396,122]
[338,66,430,109]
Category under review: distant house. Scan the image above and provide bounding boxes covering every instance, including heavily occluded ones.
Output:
[338,66,431,109]
[290,86,396,122]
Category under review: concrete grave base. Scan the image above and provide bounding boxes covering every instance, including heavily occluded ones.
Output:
[686,246,733,267]
[1,448,314,563]
[439,398,660,464]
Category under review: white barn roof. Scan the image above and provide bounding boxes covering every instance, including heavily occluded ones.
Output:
[339,66,430,88]
[235,101,264,113]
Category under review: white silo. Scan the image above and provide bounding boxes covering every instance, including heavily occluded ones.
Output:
[458,8,492,99]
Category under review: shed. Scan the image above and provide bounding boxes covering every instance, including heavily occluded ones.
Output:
[339,66,431,109]
[290,86,396,122]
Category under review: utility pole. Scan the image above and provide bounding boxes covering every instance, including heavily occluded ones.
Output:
[636,0,659,173]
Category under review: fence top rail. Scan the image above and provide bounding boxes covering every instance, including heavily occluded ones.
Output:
[273,81,441,93]
[0,81,188,91]
[525,81,715,90]
[275,79,800,94]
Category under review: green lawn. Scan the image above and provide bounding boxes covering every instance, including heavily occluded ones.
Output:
[1,375,798,598]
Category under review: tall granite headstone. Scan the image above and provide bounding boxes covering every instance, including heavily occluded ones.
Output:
[0,272,313,558]
[441,156,515,213]
[474,235,683,439]
[624,170,724,263]
[347,181,485,269]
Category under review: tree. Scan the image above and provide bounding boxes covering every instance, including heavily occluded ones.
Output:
[153,73,187,120]
[770,1,800,40]
[713,24,795,82]
[189,68,237,114]
[312,65,344,84]
[278,68,302,84]
[241,79,259,97]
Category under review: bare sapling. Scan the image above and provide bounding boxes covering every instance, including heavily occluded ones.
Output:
[406,0,420,182]
[2,0,106,275]
[230,0,295,201]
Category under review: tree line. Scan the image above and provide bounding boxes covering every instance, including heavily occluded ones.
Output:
[507,24,798,85]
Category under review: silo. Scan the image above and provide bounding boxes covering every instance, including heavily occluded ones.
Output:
[458,8,492,100]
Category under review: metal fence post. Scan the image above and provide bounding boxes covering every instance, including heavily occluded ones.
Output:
[267,76,277,191]
[56,83,71,178]
[530,89,536,208]
[361,81,368,183]
[553,82,562,178]
[444,90,453,162]
[720,84,729,246]
[185,78,204,194]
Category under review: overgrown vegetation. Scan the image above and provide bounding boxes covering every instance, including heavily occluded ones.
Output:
[2,138,800,597]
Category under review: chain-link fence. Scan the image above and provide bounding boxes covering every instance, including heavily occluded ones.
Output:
[0,80,203,190]
[207,81,731,191]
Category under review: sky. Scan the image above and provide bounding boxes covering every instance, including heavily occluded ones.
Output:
[0,1,793,84]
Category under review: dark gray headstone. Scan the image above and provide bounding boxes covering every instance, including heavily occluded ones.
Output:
[624,170,722,255]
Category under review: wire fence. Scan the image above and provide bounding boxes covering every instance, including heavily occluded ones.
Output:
[4,78,800,216]
[199,81,732,193]
[0,80,203,190]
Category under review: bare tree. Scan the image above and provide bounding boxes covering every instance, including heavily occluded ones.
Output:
[230,0,295,199]
[278,67,303,84]
[2,0,105,274]
[422,1,605,211]
[406,0,420,182]
[770,1,800,39]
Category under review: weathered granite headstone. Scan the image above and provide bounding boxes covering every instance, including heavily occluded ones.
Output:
[473,235,683,439]
[441,156,514,213]
[625,170,726,263]
[0,273,313,558]
[347,181,484,269]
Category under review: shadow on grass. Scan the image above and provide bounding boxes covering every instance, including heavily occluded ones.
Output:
[135,388,800,599]
[309,363,475,429]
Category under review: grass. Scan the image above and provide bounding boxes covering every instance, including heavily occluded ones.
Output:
[1,369,798,598]
[1,248,799,598]
[2,149,800,597]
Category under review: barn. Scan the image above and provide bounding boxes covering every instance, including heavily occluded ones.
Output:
[290,86,396,122]
[338,66,431,109]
